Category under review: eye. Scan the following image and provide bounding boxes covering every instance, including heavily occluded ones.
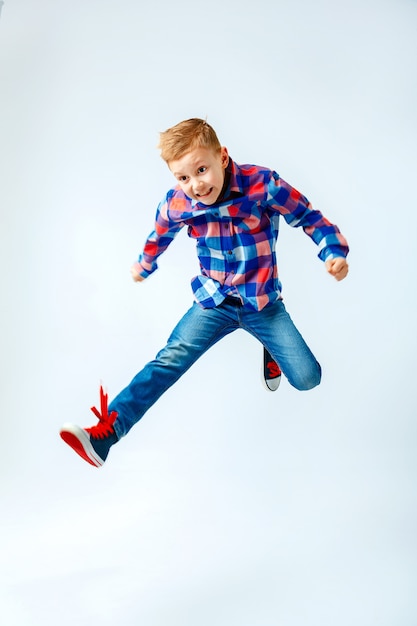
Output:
[178,175,188,182]
[197,166,207,174]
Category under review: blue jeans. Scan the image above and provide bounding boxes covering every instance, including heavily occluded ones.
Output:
[110,299,321,439]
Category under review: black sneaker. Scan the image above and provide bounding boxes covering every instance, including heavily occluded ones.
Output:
[60,386,118,467]
[263,347,282,392]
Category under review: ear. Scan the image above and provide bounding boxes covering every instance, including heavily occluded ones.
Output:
[220,146,229,168]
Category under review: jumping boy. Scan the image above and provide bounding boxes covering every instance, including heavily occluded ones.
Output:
[60,118,349,467]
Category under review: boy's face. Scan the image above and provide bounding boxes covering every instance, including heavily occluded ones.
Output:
[169,146,229,205]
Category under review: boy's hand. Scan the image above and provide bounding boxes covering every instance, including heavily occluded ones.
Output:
[325,257,349,281]
[130,264,145,282]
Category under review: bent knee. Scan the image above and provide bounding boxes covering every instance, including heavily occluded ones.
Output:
[290,363,322,391]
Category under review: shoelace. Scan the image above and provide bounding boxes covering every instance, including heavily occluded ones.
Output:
[87,385,118,439]
[266,361,282,378]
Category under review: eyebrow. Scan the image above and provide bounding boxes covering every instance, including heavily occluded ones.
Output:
[172,160,207,177]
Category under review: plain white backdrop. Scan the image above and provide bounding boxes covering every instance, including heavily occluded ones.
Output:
[0,0,416,624]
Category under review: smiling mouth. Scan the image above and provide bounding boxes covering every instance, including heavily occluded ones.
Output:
[196,188,213,199]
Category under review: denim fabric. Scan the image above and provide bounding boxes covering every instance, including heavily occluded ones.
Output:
[110,299,321,439]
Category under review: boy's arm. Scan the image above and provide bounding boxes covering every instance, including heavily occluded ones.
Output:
[267,172,349,277]
[130,197,184,282]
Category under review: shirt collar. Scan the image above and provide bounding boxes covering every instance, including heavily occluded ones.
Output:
[226,158,245,196]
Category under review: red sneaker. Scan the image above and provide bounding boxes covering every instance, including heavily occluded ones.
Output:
[263,347,282,391]
[60,386,119,467]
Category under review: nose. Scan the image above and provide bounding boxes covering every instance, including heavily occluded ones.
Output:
[192,178,205,193]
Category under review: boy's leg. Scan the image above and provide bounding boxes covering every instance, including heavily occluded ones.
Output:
[242,300,321,391]
[108,302,240,438]
[60,302,238,466]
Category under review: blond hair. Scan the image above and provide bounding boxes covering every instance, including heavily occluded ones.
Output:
[158,118,222,163]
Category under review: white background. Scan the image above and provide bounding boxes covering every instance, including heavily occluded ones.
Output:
[0,1,416,624]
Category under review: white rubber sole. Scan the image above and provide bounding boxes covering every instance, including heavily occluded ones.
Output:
[261,369,281,392]
[60,423,104,467]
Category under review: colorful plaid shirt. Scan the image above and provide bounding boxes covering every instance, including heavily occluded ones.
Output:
[135,158,349,311]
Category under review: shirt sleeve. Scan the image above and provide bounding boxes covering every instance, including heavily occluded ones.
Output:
[267,171,349,261]
[134,196,185,279]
